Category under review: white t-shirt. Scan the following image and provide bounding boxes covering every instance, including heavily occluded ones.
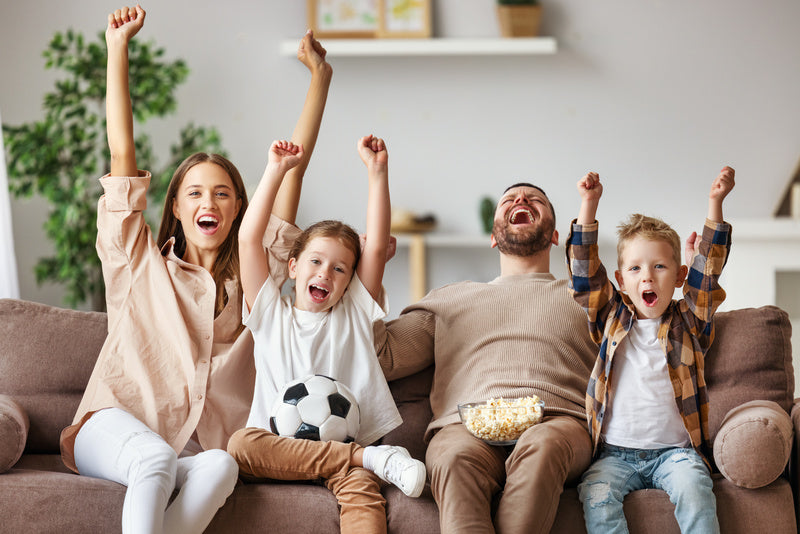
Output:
[602,318,690,449]
[244,273,402,446]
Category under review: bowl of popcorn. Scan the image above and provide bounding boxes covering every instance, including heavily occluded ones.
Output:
[458,396,544,446]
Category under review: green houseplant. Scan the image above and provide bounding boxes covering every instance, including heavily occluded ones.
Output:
[496,0,542,37]
[3,29,225,310]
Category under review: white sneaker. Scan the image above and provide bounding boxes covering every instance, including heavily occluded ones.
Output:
[372,445,426,498]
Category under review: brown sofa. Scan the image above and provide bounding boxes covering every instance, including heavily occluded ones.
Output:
[0,297,797,533]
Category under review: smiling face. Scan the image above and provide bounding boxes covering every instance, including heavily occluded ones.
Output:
[490,185,558,256]
[289,236,357,313]
[615,236,688,319]
[171,161,242,266]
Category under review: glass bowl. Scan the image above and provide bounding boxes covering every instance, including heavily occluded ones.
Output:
[458,397,545,446]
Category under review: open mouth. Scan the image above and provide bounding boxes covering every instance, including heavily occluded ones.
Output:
[196,215,220,235]
[309,284,330,303]
[642,291,658,307]
[509,207,535,225]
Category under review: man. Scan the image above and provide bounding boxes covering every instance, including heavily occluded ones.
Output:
[374,184,597,533]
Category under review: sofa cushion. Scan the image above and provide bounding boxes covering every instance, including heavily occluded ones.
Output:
[0,394,28,473]
[383,366,434,461]
[713,400,792,488]
[0,299,107,453]
[705,306,794,443]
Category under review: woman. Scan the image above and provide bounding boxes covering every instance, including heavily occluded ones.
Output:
[58,5,332,533]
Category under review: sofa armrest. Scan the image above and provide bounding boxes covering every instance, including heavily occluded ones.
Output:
[791,399,800,528]
[0,394,29,473]
[714,400,792,488]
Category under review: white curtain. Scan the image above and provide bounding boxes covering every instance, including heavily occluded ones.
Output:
[0,109,20,299]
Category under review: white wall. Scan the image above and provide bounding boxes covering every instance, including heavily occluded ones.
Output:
[2,0,800,314]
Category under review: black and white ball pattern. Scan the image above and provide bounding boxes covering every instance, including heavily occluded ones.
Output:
[270,374,360,443]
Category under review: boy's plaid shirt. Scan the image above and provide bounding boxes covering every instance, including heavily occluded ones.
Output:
[565,219,731,467]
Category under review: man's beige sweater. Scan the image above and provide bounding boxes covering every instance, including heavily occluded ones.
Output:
[374,272,597,440]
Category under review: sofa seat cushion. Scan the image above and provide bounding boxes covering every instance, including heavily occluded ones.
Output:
[0,454,125,533]
[206,481,440,534]
[0,394,28,473]
[552,476,796,534]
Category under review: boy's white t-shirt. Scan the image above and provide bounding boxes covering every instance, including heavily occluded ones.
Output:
[602,318,691,449]
[244,273,402,446]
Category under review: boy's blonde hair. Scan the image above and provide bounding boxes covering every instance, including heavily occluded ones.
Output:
[289,220,361,272]
[616,214,681,268]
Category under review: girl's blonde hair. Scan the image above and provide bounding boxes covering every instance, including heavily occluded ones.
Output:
[616,213,681,268]
[156,153,248,317]
[290,220,361,270]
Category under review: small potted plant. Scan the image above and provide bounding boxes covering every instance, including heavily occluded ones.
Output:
[496,0,542,38]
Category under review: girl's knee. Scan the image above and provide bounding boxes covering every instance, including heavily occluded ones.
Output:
[226,428,249,455]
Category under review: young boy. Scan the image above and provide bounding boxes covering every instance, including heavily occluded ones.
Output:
[566,167,735,534]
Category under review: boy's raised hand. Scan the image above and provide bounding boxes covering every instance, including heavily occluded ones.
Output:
[710,166,735,201]
[267,140,304,174]
[106,5,145,44]
[577,172,602,224]
[707,165,735,222]
[577,172,603,201]
[684,231,701,267]
[357,135,388,171]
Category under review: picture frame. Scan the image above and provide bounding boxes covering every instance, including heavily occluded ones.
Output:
[378,0,432,38]
[307,0,380,38]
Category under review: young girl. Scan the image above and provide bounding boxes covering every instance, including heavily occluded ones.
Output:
[59,5,332,533]
[227,136,426,533]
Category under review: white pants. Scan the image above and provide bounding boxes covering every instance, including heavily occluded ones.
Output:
[74,408,238,534]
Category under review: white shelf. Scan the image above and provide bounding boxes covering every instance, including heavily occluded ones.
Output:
[395,233,490,247]
[279,37,557,57]
[727,217,800,240]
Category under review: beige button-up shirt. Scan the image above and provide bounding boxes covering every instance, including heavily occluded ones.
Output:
[60,172,299,472]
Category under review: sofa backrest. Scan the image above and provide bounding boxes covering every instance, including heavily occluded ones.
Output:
[0,299,793,457]
[0,299,107,454]
[705,305,794,442]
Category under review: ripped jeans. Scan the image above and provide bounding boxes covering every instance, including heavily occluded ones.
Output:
[577,444,719,534]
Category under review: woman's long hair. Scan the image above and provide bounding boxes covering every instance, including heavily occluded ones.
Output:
[156,153,248,317]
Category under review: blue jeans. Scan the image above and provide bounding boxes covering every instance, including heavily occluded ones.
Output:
[577,444,719,534]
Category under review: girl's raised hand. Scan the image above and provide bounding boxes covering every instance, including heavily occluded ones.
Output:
[268,140,304,172]
[106,4,145,44]
[357,135,388,170]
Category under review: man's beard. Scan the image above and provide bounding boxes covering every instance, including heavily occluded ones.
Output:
[492,218,555,257]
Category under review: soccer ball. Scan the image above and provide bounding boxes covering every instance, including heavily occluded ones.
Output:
[270,374,360,443]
